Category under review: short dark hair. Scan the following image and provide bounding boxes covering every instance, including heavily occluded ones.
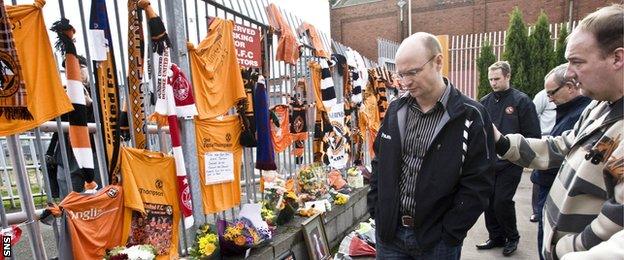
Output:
[576,4,624,57]
[488,61,511,77]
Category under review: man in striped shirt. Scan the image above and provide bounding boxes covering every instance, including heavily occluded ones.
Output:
[493,4,624,259]
[368,32,495,260]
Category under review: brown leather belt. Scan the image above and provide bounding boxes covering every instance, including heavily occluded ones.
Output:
[401,215,414,227]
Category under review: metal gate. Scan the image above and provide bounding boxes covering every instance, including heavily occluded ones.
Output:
[1,0,378,258]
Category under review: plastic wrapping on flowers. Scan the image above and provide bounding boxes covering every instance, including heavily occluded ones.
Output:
[189,224,219,259]
[104,244,157,260]
[261,171,297,226]
[297,164,329,202]
[217,218,272,256]
[331,190,350,205]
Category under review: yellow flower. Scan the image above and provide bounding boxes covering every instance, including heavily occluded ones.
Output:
[200,224,210,233]
[198,236,216,256]
[206,234,218,244]
[202,243,216,255]
[225,226,242,237]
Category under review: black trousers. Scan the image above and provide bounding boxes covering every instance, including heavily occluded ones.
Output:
[484,165,523,242]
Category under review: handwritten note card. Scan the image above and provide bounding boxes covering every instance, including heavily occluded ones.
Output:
[204,152,234,185]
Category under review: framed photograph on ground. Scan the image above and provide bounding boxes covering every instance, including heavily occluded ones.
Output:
[301,214,331,260]
[276,250,296,260]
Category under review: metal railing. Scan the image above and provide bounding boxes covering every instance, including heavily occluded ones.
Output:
[449,21,578,99]
[1,0,377,258]
[377,37,400,71]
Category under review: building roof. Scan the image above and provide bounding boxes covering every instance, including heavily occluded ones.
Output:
[331,0,382,9]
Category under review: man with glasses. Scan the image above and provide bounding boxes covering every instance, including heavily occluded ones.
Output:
[367,32,495,259]
[493,5,623,259]
[531,63,591,260]
[476,61,541,256]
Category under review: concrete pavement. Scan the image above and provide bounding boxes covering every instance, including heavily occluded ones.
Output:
[462,170,539,259]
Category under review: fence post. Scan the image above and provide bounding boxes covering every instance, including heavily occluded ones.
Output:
[6,135,46,259]
[0,141,16,208]
[163,0,205,228]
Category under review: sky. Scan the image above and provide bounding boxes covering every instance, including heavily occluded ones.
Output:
[271,0,331,34]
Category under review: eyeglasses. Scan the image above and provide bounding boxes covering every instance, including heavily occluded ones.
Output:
[396,55,437,80]
[546,85,565,97]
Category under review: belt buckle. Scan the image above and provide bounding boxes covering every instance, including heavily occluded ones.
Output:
[401,215,413,227]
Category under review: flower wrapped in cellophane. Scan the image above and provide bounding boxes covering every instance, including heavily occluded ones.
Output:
[105,244,157,260]
[260,171,297,226]
[217,217,272,256]
[297,164,328,202]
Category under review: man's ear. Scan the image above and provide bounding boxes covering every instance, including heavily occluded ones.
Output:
[612,47,624,70]
[564,82,576,92]
[435,54,443,70]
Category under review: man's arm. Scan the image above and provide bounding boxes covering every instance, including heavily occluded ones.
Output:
[442,107,495,244]
[559,230,624,260]
[493,100,597,170]
[556,143,624,257]
[496,128,575,170]
[366,128,382,219]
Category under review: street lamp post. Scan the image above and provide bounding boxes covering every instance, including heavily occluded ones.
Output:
[397,0,406,39]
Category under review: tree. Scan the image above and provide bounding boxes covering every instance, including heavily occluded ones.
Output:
[527,11,554,98]
[476,41,496,99]
[554,25,569,66]
[503,7,530,94]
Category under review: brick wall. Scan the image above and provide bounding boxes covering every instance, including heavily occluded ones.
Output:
[331,0,614,60]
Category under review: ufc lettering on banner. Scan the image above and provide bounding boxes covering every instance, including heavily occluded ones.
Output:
[233,23,261,68]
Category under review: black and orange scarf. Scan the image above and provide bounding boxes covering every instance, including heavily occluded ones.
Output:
[290,78,308,165]
[50,18,96,191]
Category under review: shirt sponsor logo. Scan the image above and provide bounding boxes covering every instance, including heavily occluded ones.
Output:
[139,188,165,197]
[202,137,233,148]
[67,207,118,221]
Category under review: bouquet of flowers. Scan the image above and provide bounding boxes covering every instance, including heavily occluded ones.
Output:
[217,218,272,256]
[347,166,364,188]
[262,191,298,225]
[261,171,298,226]
[189,224,219,259]
[331,191,350,205]
[105,245,157,260]
[297,164,328,202]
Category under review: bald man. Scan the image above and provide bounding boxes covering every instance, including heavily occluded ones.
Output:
[367,32,496,259]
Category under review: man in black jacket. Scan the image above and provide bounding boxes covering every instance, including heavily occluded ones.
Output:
[367,32,495,259]
[477,61,541,256]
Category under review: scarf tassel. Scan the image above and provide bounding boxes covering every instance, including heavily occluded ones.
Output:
[147,17,170,55]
